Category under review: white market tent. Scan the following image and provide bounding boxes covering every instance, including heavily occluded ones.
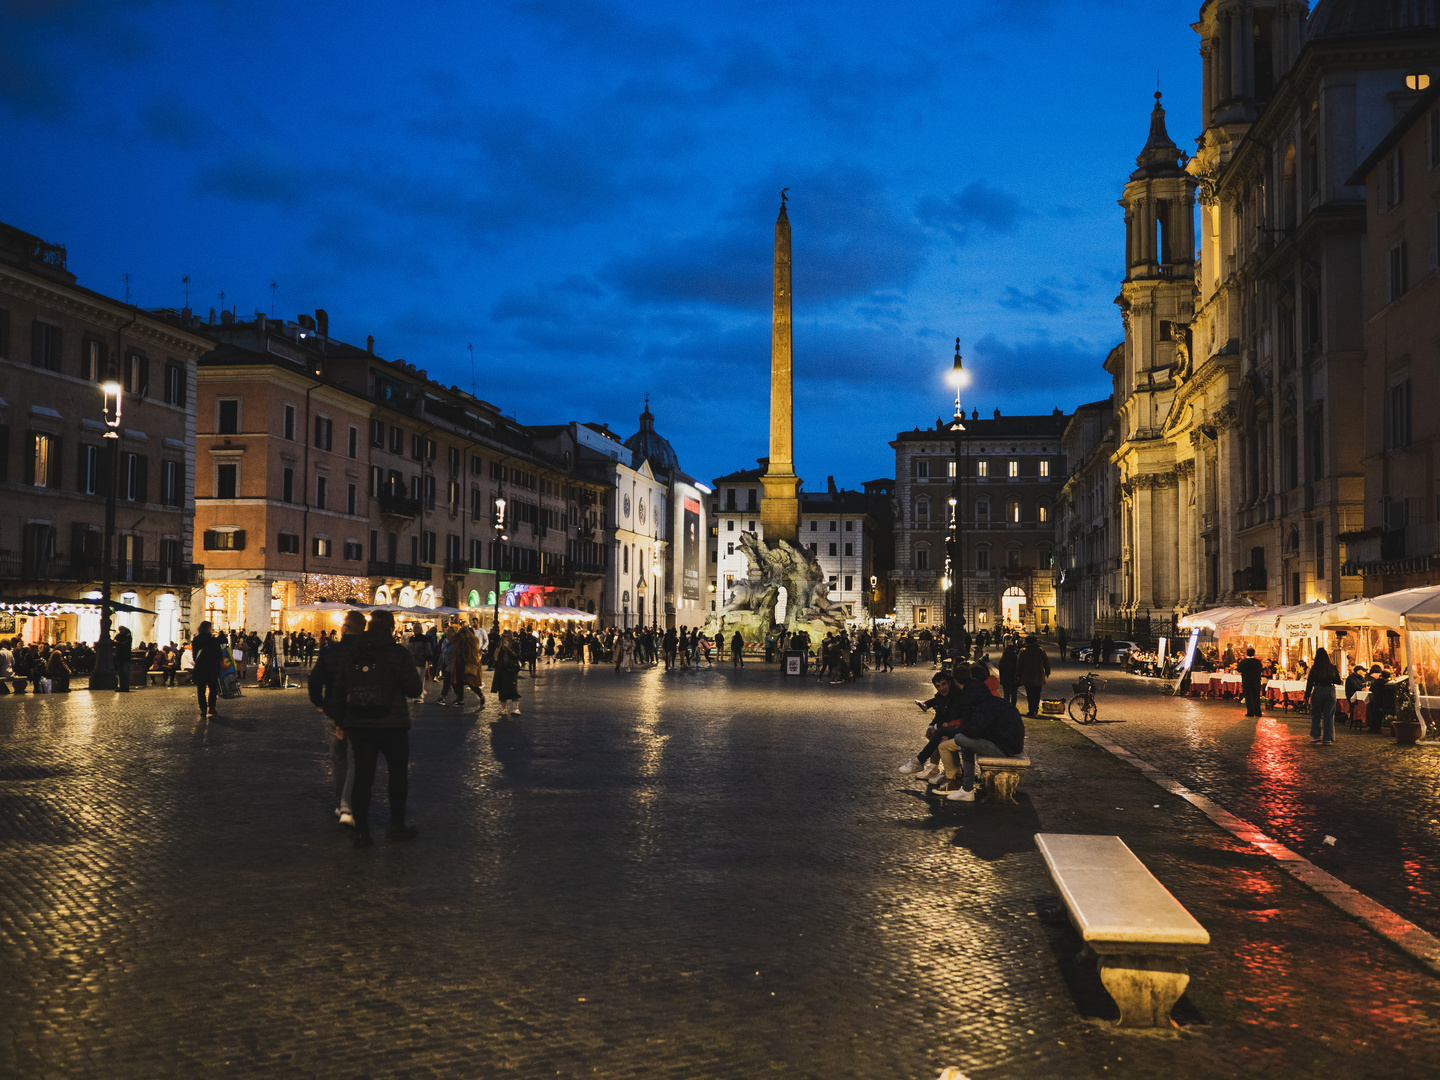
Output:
[495,605,596,621]
[1178,606,1258,633]
[1322,585,1440,632]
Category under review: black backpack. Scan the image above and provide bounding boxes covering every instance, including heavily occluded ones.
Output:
[332,640,397,723]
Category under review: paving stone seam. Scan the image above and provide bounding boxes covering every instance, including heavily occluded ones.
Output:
[1061,717,1440,977]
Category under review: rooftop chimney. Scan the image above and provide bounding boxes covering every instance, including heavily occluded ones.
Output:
[315,309,328,337]
[208,308,216,325]
[297,313,316,332]
[256,312,267,333]
[366,335,374,354]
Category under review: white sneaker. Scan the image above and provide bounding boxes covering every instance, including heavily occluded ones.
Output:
[339,811,355,827]
[897,758,923,774]
[945,786,976,802]
[510,705,520,715]
[919,762,943,781]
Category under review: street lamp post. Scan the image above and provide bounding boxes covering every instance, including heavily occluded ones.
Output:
[944,339,968,659]
[492,487,507,636]
[89,380,124,690]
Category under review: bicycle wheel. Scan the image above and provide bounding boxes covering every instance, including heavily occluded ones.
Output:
[1067,695,1092,723]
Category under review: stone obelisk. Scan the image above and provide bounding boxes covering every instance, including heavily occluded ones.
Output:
[760,192,801,544]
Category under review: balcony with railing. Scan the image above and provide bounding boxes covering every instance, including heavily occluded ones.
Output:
[0,556,199,586]
[376,492,421,519]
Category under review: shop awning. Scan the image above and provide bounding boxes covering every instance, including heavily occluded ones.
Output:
[1178,606,1258,633]
[496,605,597,621]
[0,594,156,615]
[1403,593,1440,633]
[1322,585,1440,632]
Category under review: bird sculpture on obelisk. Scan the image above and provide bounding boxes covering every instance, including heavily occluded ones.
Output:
[760,189,801,544]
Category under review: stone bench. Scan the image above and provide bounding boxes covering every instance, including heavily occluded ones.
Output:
[976,755,1030,804]
[1034,833,1209,1028]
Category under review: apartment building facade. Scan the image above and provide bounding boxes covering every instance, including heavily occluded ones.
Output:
[0,221,209,646]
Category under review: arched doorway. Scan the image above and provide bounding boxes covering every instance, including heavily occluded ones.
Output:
[1001,586,1026,628]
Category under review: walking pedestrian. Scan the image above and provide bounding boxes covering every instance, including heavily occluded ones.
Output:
[998,638,1020,706]
[1238,646,1264,717]
[1304,647,1341,745]
[1017,635,1051,717]
[309,611,367,827]
[730,630,745,668]
[191,621,223,718]
[330,611,422,848]
[492,630,522,714]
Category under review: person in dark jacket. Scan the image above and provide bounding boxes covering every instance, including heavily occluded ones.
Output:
[935,662,1025,801]
[730,631,745,668]
[898,669,971,780]
[1303,647,1342,745]
[1366,666,1395,734]
[114,627,133,693]
[335,611,423,848]
[998,641,1020,706]
[309,611,367,826]
[1237,646,1264,717]
[492,631,522,715]
[1017,635,1051,717]
[191,622,224,718]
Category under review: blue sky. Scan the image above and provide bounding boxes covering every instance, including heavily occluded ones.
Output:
[1,0,1199,487]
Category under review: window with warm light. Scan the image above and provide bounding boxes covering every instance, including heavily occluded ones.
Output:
[1008,460,1018,478]
[1009,501,1021,523]
[1406,73,1431,90]
[977,460,988,478]
[1039,460,1050,478]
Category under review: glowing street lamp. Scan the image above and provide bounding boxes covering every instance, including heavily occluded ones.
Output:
[89,380,125,689]
[944,338,968,656]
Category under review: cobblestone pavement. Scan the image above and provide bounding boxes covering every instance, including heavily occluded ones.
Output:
[3,660,1440,1079]
[1062,657,1440,940]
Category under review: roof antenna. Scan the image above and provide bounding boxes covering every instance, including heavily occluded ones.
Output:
[182,275,190,308]
[123,273,131,304]
[467,343,475,397]
[269,281,278,317]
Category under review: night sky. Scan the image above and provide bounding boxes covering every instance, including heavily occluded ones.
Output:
[2,1,1197,487]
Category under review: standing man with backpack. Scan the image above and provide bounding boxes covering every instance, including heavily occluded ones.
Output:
[310,610,367,827]
[331,611,422,848]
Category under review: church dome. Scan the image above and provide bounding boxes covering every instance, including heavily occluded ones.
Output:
[624,398,680,476]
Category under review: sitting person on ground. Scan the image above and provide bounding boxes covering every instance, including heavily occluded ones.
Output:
[934,663,1026,802]
[898,668,969,781]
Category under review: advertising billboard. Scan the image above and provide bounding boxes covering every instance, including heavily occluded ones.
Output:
[683,497,701,601]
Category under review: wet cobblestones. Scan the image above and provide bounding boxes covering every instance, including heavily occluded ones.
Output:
[2,663,1440,1078]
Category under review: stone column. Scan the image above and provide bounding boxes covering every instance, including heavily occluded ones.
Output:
[1176,460,1196,609]
[1133,480,1155,613]
[245,578,271,636]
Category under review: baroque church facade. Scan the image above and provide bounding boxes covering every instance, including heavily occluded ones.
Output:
[1106,0,1440,625]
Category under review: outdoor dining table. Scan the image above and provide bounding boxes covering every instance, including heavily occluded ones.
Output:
[1192,671,1242,697]
[1264,679,1307,707]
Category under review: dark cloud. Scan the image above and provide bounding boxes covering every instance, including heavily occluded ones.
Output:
[139,91,215,149]
[195,149,308,207]
[607,164,926,311]
[997,284,1071,314]
[917,181,1028,243]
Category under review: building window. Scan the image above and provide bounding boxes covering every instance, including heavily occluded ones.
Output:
[915,606,929,626]
[283,404,296,441]
[1428,107,1440,170]
[344,540,363,561]
[282,467,294,503]
[77,442,101,495]
[916,546,929,570]
[1039,545,1054,570]
[1315,521,1326,580]
[828,542,837,556]
[426,438,437,460]
[726,542,734,555]
[916,459,929,480]
[845,520,853,531]
[976,499,990,526]
[370,466,384,497]
[124,351,147,394]
[1039,460,1050,478]
[0,307,7,360]
[348,425,359,458]
[810,520,817,531]
[1009,500,1021,523]
[315,416,333,451]
[119,451,148,501]
[844,574,853,591]
[1381,148,1404,211]
[161,460,181,506]
[829,520,837,532]
[947,460,956,478]
[164,362,185,406]
[1008,460,1018,478]
[977,460,988,478]
[411,433,424,460]
[1007,547,1022,568]
[1038,504,1049,523]
[370,419,385,447]
[202,529,245,551]
[808,542,817,555]
[215,462,236,499]
[1389,381,1412,449]
[82,339,104,381]
[422,531,437,563]
[31,321,61,370]
[844,542,853,556]
[277,532,300,554]
[424,475,436,510]
[313,536,332,558]
[347,483,357,516]
[915,497,930,527]
[1388,241,1409,302]
[389,426,403,454]
[975,546,990,571]
[217,399,239,434]
[315,475,328,509]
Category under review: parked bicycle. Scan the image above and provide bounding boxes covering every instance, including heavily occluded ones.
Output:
[1068,672,1106,724]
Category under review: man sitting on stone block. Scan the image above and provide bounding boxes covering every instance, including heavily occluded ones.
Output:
[934,662,1026,802]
